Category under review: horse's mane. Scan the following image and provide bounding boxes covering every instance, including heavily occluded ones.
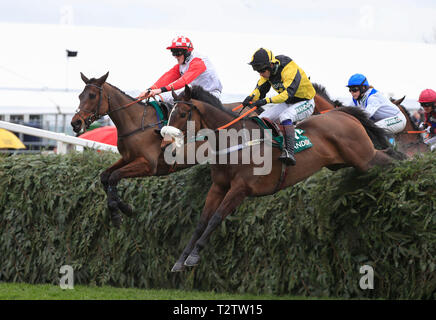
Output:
[312,83,344,107]
[180,85,237,117]
[87,78,147,107]
[395,102,419,131]
[334,106,391,150]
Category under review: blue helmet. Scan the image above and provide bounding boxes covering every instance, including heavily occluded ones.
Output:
[347,73,369,87]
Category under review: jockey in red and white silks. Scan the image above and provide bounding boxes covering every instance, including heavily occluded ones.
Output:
[139,36,222,102]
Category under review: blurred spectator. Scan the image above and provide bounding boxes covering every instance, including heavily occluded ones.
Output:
[418,88,436,150]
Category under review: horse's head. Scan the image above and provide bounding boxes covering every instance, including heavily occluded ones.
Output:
[71,72,110,134]
[160,85,202,151]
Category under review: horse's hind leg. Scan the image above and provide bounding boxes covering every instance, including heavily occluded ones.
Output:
[184,181,248,268]
[171,183,227,272]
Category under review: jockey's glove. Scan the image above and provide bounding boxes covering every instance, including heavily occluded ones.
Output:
[252,99,267,108]
[242,95,254,107]
[425,126,433,134]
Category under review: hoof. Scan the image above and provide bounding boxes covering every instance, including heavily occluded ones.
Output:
[118,202,134,217]
[171,262,186,272]
[110,212,123,229]
[184,253,200,267]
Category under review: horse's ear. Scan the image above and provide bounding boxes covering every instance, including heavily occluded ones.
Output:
[398,96,406,105]
[96,71,109,86]
[184,85,192,101]
[171,88,178,100]
[80,72,89,84]
[391,96,406,106]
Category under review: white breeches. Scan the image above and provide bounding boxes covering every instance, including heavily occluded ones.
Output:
[374,112,407,134]
[258,99,315,124]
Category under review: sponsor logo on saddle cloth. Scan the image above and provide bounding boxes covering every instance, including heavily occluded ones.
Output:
[293,129,312,153]
[251,117,313,153]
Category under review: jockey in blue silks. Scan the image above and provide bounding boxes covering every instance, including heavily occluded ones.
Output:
[346,73,406,135]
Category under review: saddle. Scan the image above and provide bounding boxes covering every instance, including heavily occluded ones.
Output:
[157,101,173,120]
[259,117,285,137]
[249,116,285,149]
[148,101,172,128]
[249,116,313,153]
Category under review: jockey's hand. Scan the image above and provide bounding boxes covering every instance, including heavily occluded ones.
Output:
[242,95,254,107]
[418,122,425,130]
[148,88,163,98]
[425,126,433,134]
[252,99,267,108]
[138,88,152,100]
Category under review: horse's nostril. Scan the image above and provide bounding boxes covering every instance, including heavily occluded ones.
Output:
[71,120,82,132]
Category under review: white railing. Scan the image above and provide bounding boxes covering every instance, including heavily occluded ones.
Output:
[0,120,119,154]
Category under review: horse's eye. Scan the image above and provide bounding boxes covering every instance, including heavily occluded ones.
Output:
[180,112,187,118]
[89,93,96,99]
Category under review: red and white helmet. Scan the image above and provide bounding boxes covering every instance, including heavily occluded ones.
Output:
[418,89,436,103]
[166,35,194,52]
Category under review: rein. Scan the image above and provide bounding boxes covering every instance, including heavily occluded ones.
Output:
[75,83,166,139]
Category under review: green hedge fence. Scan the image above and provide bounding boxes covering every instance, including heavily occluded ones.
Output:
[0,151,435,299]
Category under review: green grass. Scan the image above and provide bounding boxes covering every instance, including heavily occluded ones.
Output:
[0,282,327,300]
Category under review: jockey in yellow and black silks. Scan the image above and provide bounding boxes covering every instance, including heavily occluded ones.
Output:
[243,48,316,166]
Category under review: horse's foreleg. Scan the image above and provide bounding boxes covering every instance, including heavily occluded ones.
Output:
[171,183,227,272]
[100,159,127,228]
[101,158,127,193]
[183,183,247,268]
[107,157,153,222]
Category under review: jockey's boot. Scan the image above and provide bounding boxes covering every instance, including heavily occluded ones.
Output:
[279,124,296,166]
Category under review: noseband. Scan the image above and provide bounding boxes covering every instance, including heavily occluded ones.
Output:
[75,84,107,128]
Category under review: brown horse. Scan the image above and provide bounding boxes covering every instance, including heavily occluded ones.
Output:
[161,85,404,272]
[389,96,429,157]
[71,72,242,227]
[71,72,179,227]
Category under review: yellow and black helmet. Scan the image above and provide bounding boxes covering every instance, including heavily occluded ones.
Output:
[248,48,275,72]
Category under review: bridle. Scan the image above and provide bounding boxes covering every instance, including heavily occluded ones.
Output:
[75,84,107,129]
[75,84,166,138]
[170,100,201,134]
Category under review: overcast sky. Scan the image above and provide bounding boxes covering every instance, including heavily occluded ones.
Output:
[1,0,436,43]
[1,0,436,107]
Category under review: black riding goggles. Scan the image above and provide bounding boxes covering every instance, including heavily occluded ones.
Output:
[171,49,187,57]
[348,86,360,93]
[420,102,434,108]
[252,65,270,73]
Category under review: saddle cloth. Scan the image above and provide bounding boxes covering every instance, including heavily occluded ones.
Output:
[250,116,313,153]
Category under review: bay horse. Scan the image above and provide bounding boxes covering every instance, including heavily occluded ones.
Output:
[389,96,429,157]
[310,84,428,157]
[160,85,404,272]
[71,72,242,228]
[71,72,178,227]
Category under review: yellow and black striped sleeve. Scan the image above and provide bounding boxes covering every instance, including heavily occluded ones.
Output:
[249,77,271,102]
[270,62,301,104]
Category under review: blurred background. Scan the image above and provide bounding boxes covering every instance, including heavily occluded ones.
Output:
[1,0,435,149]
